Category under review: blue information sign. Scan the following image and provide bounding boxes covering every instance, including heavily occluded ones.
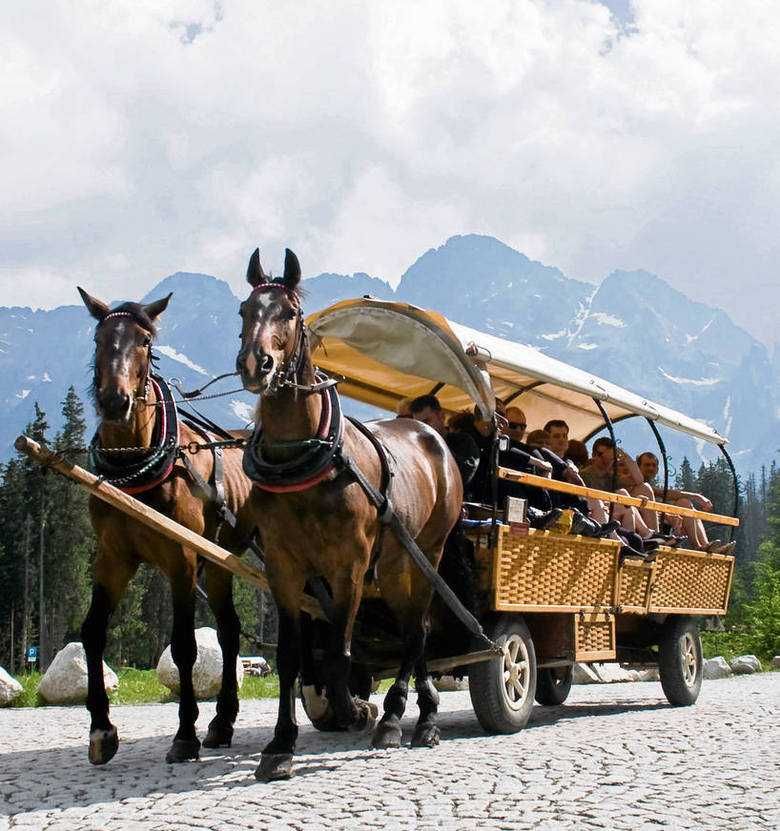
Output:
[26,646,38,663]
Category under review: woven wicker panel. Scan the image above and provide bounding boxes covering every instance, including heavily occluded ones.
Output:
[575,613,615,660]
[648,548,733,613]
[495,528,619,610]
[618,561,651,610]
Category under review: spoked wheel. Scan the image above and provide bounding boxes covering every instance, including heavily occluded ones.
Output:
[469,614,537,733]
[535,665,573,706]
[658,616,703,706]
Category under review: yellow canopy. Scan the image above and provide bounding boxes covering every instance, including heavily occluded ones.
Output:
[306,298,728,446]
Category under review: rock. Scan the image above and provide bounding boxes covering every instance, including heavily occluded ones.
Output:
[635,667,660,682]
[572,663,601,684]
[593,664,640,683]
[773,656,780,669]
[156,627,244,700]
[729,655,762,675]
[433,675,468,692]
[703,656,732,680]
[38,642,118,705]
[0,666,23,706]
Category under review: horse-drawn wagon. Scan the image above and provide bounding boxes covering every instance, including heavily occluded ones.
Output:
[17,280,738,776]
[304,297,738,733]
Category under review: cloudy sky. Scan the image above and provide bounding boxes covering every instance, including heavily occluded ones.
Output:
[2,1,779,345]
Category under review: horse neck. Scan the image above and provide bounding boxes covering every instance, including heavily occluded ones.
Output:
[258,350,322,450]
[98,381,158,450]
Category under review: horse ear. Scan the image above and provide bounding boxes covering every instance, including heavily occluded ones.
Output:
[283,248,301,292]
[246,247,267,287]
[77,287,110,321]
[143,292,172,321]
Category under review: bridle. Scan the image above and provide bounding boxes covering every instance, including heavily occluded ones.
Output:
[94,311,155,410]
[243,285,338,397]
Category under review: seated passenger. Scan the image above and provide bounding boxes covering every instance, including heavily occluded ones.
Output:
[395,397,415,419]
[504,407,527,443]
[544,419,570,459]
[634,449,735,555]
[565,439,590,469]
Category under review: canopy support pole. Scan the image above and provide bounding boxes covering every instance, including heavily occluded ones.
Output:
[646,417,670,504]
[718,444,740,544]
[592,398,618,518]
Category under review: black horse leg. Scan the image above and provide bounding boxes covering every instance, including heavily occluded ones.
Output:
[82,555,137,766]
[166,574,200,763]
[410,641,441,748]
[256,607,301,781]
[203,566,240,749]
[371,625,425,749]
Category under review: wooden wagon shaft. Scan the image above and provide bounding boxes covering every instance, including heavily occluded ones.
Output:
[497,467,740,527]
[14,435,325,620]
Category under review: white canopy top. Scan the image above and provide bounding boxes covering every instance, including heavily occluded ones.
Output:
[306,298,728,446]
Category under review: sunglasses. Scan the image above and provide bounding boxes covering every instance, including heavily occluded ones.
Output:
[508,421,526,430]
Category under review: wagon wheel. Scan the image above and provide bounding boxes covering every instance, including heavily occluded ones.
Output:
[535,665,573,706]
[468,614,537,734]
[658,616,703,706]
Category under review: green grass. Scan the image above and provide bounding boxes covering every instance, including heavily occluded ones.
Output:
[700,630,771,665]
[7,668,396,708]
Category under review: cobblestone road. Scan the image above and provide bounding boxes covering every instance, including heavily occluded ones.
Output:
[1,673,777,830]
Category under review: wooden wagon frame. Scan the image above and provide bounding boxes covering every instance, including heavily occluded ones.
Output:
[18,296,739,734]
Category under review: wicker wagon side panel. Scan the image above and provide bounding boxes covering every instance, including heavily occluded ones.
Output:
[617,561,652,612]
[575,612,616,662]
[494,529,620,611]
[648,548,734,614]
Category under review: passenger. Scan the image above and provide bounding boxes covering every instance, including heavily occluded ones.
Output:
[543,419,570,459]
[633,450,734,554]
[526,429,550,450]
[565,439,589,469]
[409,394,446,433]
[504,407,527,443]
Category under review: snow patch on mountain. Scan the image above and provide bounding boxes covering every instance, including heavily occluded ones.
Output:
[16,389,31,400]
[658,368,721,386]
[685,317,715,344]
[578,342,598,351]
[155,345,209,376]
[42,372,51,382]
[589,312,626,328]
[723,395,733,437]
[541,330,566,341]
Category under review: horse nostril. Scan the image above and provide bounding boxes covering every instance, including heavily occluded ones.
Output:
[259,354,274,374]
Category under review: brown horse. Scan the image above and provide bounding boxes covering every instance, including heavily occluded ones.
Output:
[235,248,463,781]
[77,288,254,765]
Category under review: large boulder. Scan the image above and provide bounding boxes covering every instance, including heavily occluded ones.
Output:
[0,666,23,706]
[729,655,762,675]
[433,675,468,692]
[703,656,732,680]
[772,656,780,670]
[38,642,119,705]
[572,663,601,684]
[592,663,640,683]
[156,627,244,700]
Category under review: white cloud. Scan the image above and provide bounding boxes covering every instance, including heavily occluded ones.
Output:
[1,0,779,345]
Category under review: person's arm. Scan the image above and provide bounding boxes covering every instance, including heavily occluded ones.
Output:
[617,448,644,486]
[651,485,713,511]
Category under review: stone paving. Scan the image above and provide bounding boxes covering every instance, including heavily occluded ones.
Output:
[0,673,777,830]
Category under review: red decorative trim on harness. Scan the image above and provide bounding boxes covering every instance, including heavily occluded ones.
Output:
[119,377,179,495]
[252,388,335,494]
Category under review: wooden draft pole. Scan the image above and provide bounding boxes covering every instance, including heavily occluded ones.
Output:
[14,436,324,621]
[497,467,740,527]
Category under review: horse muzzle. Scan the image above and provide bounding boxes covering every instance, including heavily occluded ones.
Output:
[237,347,275,394]
[99,389,134,423]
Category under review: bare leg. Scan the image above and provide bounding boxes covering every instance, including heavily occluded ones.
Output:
[629,483,658,532]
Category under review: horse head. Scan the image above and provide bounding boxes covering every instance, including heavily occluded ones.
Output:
[236,247,303,395]
[78,287,171,423]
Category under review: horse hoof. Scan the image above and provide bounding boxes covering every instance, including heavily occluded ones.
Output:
[349,699,378,733]
[165,738,201,763]
[370,721,402,749]
[88,726,118,766]
[411,724,440,748]
[203,723,233,749]
[255,753,293,782]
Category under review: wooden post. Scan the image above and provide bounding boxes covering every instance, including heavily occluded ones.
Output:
[14,436,324,622]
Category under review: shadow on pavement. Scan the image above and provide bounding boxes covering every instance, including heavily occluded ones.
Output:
[1,695,669,816]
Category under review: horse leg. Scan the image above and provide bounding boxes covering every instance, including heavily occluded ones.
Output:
[256,602,302,781]
[411,634,441,748]
[203,564,240,749]
[323,570,376,732]
[370,624,424,749]
[165,567,200,763]
[82,552,138,765]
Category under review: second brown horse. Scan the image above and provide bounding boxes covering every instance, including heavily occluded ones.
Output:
[236,248,463,781]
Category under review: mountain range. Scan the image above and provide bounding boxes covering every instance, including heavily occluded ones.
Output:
[1,234,777,474]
